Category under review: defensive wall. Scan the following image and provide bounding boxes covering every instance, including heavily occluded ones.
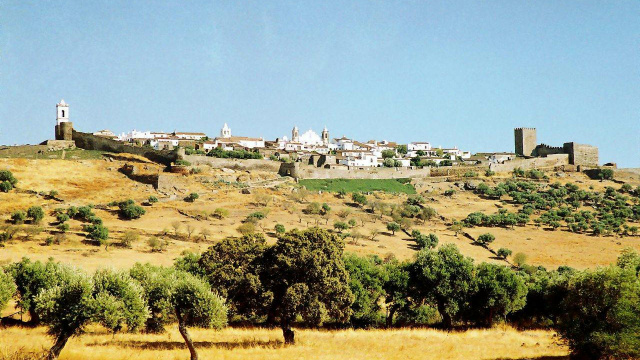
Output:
[72,131,178,166]
[489,154,569,173]
[182,155,281,172]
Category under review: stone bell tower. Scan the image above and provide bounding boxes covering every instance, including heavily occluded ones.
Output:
[322,126,329,145]
[55,99,74,140]
[292,126,299,142]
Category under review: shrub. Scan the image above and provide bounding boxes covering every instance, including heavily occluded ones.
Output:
[413,231,438,249]
[88,216,103,225]
[274,224,286,234]
[147,236,168,252]
[0,181,13,192]
[497,248,512,259]
[513,252,528,267]
[11,211,26,224]
[66,206,79,218]
[121,230,140,248]
[237,222,256,235]
[86,224,109,246]
[597,168,614,180]
[48,190,59,198]
[185,193,199,202]
[444,189,456,197]
[463,171,478,178]
[212,208,229,219]
[26,206,45,224]
[348,219,358,228]
[56,213,69,223]
[57,223,70,233]
[148,196,159,204]
[174,159,191,166]
[76,206,94,220]
[0,170,17,185]
[476,233,495,245]
[484,169,495,177]
[118,200,146,220]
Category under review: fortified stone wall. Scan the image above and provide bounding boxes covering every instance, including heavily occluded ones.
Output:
[182,155,281,172]
[72,131,178,166]
[534,143,564,157]
[564,142,598,167]
[489,154,569,173]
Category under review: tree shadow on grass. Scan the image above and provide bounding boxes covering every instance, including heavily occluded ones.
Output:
[88,339,283,351]
[493,357,568,360]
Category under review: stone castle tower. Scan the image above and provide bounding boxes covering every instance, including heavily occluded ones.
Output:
[514,127,537,157]
[321,126,329,145]
[292,126,299,142]
[220,123,231,138]
[55,99,73,141]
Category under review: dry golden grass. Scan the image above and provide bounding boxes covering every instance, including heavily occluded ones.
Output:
[1,158,638,272]
[0,325,568,360]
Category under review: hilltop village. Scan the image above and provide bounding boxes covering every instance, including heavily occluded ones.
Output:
[32,99,603,179]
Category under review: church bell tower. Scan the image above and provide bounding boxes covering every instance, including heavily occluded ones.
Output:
[55,99,73,140]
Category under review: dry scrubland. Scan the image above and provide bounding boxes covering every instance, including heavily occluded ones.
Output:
[1,156,639,359]
[0,157,638,271]
[0,325,568,360]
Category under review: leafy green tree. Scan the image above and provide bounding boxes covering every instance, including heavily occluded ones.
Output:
[11,210,26,224]
[261,228,354,344]
[381,149,395,159]
[386,222,400,235]
[497,248,512,259]
[0,269,16,314]
[274,224,286,234]
[334,221,349,233]
[351,192,368,207]
[118,200,146,220]
[130,265,227,360]
[476,233,495,246]
[343,254,386,327]
[198,234,271,319]
[409,244,475,328]
[91,269,148,334]
[185,193,200,202]
[396,145,408,155]
[0,170,18,185]
[34,266,93,360]
[27,206,45,224]
[382,259,411,327]
[556,266,640,360]
[8,258,66,324]
[468,263,527,327]
[0,181,13,192]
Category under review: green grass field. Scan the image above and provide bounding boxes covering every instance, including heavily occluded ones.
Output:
[299,178,416,194]
[0,148,108,160]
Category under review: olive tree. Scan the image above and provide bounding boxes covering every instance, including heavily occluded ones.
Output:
[130,264,227,360]
[0,269,16,313]
[343,254,386,327]
[34,266,94,360]
[92,269,148,333]
[261,228,354,344]
[8,258,66,324]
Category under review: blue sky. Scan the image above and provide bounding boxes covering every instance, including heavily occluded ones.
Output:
[1,1,638,167]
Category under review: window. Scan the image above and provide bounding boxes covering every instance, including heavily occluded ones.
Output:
[61,110,65,117]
